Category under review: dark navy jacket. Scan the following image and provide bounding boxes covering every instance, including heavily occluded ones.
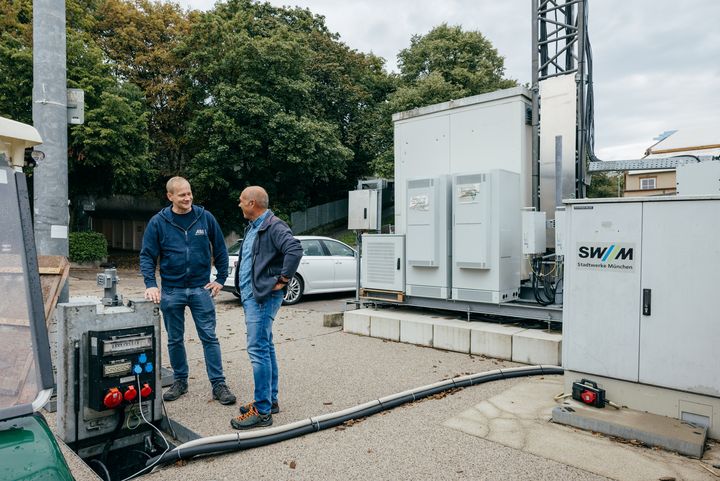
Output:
[234,210,303,303]
[140,205,229,289]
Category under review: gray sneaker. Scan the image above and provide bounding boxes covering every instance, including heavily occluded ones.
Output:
[239,401,279,415]
[230,405,272,430]
[163,379,188,402]
[212,382,237,405]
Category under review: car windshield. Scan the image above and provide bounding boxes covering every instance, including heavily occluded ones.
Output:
[228,240,242,256]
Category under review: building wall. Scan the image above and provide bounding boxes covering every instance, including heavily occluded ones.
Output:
[623,170,676,197]
[93,218,148,251]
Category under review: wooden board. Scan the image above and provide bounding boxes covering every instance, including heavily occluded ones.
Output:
[38,256,69,326]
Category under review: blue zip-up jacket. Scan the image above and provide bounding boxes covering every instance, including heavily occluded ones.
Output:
[140,205,229,289]
[234,210,303,303]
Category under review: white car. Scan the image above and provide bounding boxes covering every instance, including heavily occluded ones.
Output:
[214,235,357,305]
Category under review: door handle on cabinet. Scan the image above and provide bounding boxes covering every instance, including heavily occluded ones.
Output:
[642,288,651,316]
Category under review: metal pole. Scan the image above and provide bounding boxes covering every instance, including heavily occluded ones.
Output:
[575,0,587,198]
[354,231,361,307]
[531,0,541,210]
[32,0,69,285]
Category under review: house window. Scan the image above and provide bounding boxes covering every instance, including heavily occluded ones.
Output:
[640,177,656,190]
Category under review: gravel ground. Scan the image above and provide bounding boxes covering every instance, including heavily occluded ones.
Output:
[55,268,715,481]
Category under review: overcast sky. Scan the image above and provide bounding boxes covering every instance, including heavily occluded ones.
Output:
[173,0,719,160]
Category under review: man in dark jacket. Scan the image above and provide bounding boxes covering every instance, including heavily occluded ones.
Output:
[140,176,236,405]
[230,186,303,429]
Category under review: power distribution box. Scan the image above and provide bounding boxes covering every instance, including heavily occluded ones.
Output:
[522,210,546,255]
[563,196,720,397]
[451,170,521,304]
[87,327,156,411]
[361,234,405,292]
[405,176,451,298]
[348,189,379,230]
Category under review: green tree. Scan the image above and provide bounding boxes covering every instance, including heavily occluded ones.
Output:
[371,24,517,176]
[92,0,193,178]
[0,0,33,123]
[179,0,392,228]
[587,172,624,198]
[398,23,516,93]
[0,0,153,201]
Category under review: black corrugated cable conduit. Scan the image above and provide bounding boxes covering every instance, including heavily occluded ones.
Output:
[147,365,563,468]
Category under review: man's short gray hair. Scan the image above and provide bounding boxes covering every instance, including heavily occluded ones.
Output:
[245,186,269,208]
[166,176,190,194]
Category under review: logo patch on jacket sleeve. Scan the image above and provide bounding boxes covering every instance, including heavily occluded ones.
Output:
[195,228,206,236]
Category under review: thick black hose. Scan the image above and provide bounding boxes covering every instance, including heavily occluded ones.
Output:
[147,365,562,468]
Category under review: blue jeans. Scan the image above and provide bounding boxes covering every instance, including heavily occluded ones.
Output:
[243,290,284,415]
[160,286,225,386]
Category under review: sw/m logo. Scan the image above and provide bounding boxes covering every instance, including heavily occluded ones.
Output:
[576,242,636,272]
[578,244,633,261]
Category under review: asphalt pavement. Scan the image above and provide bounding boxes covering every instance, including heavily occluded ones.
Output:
[52,268,718,481]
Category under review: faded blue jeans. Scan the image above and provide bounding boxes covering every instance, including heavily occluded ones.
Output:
[160,286,225,387]
[242,290,284,415]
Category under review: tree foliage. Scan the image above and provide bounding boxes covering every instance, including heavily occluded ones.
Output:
[372,23,517,176]
[587,172,625,198]
[178,0,392,227]
[0,0,153,200]
[0,1,516,232]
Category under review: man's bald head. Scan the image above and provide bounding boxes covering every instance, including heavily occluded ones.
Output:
[166,176,193,214]
[238,186,269,220]
[166,176,190,194]
[242,186,269,208]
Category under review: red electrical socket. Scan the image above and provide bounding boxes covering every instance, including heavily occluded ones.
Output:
[103,388,122,409]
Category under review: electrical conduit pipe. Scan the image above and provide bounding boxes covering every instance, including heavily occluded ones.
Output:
[147,365,563,468]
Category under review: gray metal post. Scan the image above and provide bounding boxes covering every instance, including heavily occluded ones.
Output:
[32,0,69,263]
[354,231,361,307]
[575,0,587,199]
[531,0,540,210]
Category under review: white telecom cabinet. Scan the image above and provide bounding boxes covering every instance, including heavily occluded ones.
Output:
[564,196,720,399]
[676,161,720,196]
[451,170,521,303]
[360,234,405,292]
[405,176,451,298]
[348,189,379,231]
[393,87,532,235]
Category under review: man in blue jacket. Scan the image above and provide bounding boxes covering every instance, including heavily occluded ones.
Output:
[140,176,236,405]
[230,186,303,429]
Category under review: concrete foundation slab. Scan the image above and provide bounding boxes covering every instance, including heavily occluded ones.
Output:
[370,316,400,341]
[343,310,371,336]
[552,402,708,458]
[400,318,434,347]
[512,329,561,365]
[564,370,720,439]
[445,377,718,481]
[470,323,526,360]
[433,319,471,353]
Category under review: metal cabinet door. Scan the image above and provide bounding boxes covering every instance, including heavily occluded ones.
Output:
[639,200,720,396]
[563,202,643,381]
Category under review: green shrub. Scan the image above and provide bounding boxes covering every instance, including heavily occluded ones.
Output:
[69,231,108,263]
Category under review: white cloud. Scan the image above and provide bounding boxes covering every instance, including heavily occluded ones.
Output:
[173,0,720,158]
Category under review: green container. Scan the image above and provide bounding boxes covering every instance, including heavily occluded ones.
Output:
[0,413,74,481]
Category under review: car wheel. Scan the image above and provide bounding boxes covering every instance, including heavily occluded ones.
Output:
[282,275,304,305]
